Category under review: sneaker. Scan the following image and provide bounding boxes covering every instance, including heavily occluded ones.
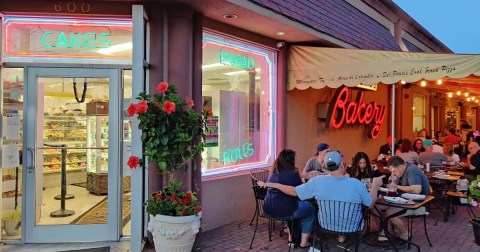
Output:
[377,230,388,241]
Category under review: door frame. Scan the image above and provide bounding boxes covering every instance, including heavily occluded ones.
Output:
[23,67,122,242]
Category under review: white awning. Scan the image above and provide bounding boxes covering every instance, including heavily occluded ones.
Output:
[288,46,480,90]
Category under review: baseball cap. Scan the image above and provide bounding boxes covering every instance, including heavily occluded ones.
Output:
[423,139,432,147]
[324,150,343,168]
[316,143,329,154]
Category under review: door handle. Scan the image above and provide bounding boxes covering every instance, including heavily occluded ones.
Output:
[27,148,35,173]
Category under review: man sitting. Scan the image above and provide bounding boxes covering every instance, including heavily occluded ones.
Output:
[419,139,453,166]
[380,156,430,241]
[466,142,480,180]
[259,151,384,243]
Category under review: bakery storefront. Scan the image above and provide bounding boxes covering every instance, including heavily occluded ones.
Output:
[0,16,133,242]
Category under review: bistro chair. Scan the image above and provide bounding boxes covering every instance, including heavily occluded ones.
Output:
[248,168,269,226]
[312,200,367,252]
[249,186,297,251]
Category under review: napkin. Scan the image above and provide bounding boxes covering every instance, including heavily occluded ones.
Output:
[401,193,426,201]
[384,196,409,204]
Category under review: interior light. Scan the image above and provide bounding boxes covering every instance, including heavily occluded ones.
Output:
[448,92,453,98]
[98,42,132,55]
[223,68,261,76]
[437,79,443,85]
[412,107,415,110]
[465,92,469,97]
[275,31,286,36]
[477,99,479,103]
[420,80,426,87]
[457,90,461,96]
[202,63,223,69]
[223,14,238,19]
[472,96,476,100]
[467,97,471,102]
[400,80,406,84]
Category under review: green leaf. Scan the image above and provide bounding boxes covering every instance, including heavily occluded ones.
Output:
[161,135,168,145]
[158,161,167,171]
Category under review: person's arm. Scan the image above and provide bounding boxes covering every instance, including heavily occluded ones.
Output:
[301,159,312,178]
[467,154,476,171]
[257,181,298,196]
[396,184,421,194]
[368,175,384,208]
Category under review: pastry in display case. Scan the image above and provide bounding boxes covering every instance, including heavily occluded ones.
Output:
[86,104,109,195]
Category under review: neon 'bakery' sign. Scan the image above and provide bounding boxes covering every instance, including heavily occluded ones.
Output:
[325,86,386,139]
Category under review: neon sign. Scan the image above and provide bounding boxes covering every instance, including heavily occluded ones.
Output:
[325,86,386,139]
[41,31,111,49]
[220,50,255,70]
[223,143,254,163]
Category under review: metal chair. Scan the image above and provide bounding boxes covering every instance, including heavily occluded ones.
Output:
[312,200,367,252]
[248,168,269,225]
[249,186,297,251]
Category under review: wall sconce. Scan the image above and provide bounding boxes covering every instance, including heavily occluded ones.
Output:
[317,103,328,121]
[437,79,443,85]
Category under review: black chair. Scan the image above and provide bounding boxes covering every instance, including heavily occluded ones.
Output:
[248,168,269,226]
[249,186,297,251]
[312,200,367,252]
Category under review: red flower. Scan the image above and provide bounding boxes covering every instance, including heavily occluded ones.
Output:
[127,156,139,169]
[195,206,202,213]
[185,192,192,199]
[162,100,176,115]
[185,97,194,107]
[170,194,177,201]
[179,198,190,205]
[157,82,169,94]
[136,100,148,114]
[151,192,157,198]
[203,106,213,119]
[156,193,163,200]
[181,209,186,216]
[127,103,137,117]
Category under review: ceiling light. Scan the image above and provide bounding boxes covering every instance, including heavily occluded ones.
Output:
[223,14,238,19]
[223,68,260,76]
[437,79,443,85]
[98,42,132,55]
[420,80,426,87]
[465,92,469,97]
[472,96,476,100]
[467,97,471,102]
[202,63,224,69]
[275,31,286,36]
[400,80,406,84]
[448,92,453,98]
[457,90,461,96]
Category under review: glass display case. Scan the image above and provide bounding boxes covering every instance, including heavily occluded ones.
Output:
[86,115,109,195]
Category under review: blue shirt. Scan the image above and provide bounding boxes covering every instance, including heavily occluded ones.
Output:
[295,175,372,232]
[264,168,302,217]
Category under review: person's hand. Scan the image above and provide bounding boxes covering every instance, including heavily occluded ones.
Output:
[257,181,266,187]
[372,175,385,188]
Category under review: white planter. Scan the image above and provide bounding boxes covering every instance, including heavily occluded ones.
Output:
[148,212,202,252]
[4,220,20,236]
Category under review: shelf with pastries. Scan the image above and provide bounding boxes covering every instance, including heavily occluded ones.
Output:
[43,167,87,174]
[43,150,86,155]
[43,161,87,166]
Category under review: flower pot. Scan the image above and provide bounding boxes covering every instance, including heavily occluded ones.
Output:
[3,220,20,236]
[147,212,202,252]
[470,218,480,246]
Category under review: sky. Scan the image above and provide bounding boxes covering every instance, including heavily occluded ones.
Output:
[393,0,480,54]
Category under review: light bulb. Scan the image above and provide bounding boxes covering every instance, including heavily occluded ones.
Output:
[400,80,406,84]
[467,97,471,102]
[448,92,453,98]
[437,79,443,85]
[465,92,469,97]
[457,90,461,96]
[421,80,426,87]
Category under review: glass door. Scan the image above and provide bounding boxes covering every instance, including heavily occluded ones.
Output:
[24,68,121,242]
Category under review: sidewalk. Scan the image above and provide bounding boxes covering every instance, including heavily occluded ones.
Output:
[0,241,130,252]
[191,204,479,251]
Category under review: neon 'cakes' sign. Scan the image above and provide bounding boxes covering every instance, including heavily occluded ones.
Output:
[325,86,386,139]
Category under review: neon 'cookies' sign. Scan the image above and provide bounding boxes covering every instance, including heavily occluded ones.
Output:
[325,86,386,139]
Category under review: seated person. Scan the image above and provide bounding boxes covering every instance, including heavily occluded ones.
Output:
[263,149,314,248]
[443,143,460,166]
[379,156,430,241]
[260,150,384,243]
[348,152,382,180]
[466,142,480,180]
[419,139,453,166]
[395,139,420,165]
[301,143,329,179]
[413,139,425,155]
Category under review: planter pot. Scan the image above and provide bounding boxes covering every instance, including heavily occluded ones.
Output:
[470,218,480,246]
[3,220,20,236]
[148,212,202,252]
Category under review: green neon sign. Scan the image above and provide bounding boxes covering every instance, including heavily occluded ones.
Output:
[41,31,111,49]
[223,143,254,163]
[220,50,255,70]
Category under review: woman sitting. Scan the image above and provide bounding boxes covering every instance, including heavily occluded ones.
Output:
[395,139,420,165]
[413,138,425,155]
[443,143,460,165]
[348,152,382,180]
[263,149,315,248]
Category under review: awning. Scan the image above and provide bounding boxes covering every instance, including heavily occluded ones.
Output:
[288,46,480,90]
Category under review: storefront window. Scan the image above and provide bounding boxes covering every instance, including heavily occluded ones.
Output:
[201,32,276,177]
[413,94,425,133]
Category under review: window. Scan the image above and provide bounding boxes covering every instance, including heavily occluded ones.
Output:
[201,31,276,177]
[412,94,425,133]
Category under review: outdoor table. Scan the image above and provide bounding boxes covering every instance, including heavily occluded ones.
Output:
[366,195,434,252]
[426,172,460,221]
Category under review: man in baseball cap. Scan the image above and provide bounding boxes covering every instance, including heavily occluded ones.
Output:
[301,143,329,179]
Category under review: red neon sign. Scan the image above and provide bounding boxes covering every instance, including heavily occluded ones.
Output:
[325,86,386,139]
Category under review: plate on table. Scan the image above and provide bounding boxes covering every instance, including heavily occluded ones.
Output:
[384,196,412,205]
[401,193,426,201]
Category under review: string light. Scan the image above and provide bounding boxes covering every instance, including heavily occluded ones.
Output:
[465,92,469,97]
[457,90,461,96]
[467,97,471,102]
[437,79,443,85]
[421,80,426,87]
[448,92,453,98]
[400,80,406,84]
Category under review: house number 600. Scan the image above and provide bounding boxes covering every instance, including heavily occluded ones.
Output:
[54,1,91,13]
